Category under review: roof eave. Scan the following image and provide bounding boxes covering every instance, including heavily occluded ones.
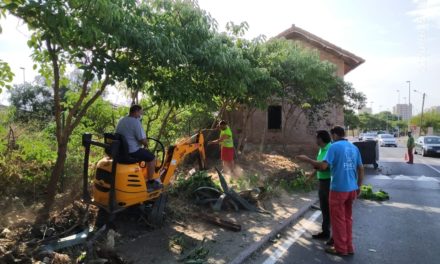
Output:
[277,25,365,73]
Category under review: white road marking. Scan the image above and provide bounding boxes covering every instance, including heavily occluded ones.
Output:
[394,175,415,181]
[417,176,440,182]
[261,211,321,264]
[417,158,440,175]
[374,175,392,180]
[370,175,439,182]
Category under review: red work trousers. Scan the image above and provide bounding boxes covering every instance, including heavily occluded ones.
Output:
[329,190,357,254]
[407,148,414,164]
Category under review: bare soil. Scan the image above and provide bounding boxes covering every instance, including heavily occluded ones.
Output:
[115,191,315,264]
[0,151,316,264]
[114,151,317,264]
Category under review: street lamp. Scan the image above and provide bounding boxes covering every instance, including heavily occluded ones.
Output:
[20,67,26,83]
[406,81,411,120]
[414,90,426,135]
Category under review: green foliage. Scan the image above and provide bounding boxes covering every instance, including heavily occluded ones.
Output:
[9,79,54,123]
[17,131,57,163]
[358,111,405,132]
[359,185,390,201]
[80,97,117,134]
[359,113,387,131]
[344,109,360,129]
[170,171,220,198]
[0,121,54,198]
[278,169,317,193]
[410,110,440,133]
[1,0,367,213]
[0,59,14,92]
[235,172,262,191]
[342,81,367,111]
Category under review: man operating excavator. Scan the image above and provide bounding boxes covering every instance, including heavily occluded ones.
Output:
[115,104,162,189]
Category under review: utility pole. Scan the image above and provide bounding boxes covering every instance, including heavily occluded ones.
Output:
[421,92,426,135]
[414,90,427,135]
[407,81,411,116]
[386,112,389,132]
[406,81,411,132]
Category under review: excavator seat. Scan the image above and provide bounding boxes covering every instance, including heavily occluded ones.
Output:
[103,133,141,164]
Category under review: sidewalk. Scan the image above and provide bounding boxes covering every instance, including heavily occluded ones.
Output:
[115,192,317,264]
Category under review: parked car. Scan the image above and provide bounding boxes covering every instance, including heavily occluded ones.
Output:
[377,134,398,147]
[414,136,440,157]
[362,133,377,141]
[358,133,364,141]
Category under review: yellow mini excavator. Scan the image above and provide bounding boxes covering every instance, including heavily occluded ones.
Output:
[81,132,206,226]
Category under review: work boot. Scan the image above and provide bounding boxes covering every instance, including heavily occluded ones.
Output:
[326,237,334,246]
[311,205,321,210]
[312,232,330,240]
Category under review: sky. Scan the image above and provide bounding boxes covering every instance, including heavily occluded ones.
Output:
[1,0,439,114]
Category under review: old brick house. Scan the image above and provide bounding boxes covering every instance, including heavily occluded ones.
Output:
[227,25,365,151]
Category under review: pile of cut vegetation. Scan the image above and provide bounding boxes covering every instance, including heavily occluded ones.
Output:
[170,171,221,199]
[359,185,390,201]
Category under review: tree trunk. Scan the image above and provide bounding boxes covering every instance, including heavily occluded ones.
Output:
[155,106,174,143]
[236,110,247,153]
[259,110,268,153]
[281,105,297,153]
[237,107,254,154]
[36,141,68,223]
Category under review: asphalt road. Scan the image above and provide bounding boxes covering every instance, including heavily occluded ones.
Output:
[247,142,440,264]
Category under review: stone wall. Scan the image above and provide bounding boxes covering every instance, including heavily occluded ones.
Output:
[296,40,346,77]
[227,105,342,147]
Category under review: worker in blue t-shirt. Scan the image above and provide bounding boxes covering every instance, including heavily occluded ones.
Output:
[296,126,364,257]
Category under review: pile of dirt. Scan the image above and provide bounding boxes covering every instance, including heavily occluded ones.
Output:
[238,151,301,178]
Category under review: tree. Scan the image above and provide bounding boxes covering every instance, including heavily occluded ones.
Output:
[344,109,360,135]
[9,78,54,122]
[3,0,183,218]
[80,97,116,135]
[0,59,14,92]
[205,22,279,152]
[260,39,342,149]
[411,110,440,134]
[132,10,252,139]
[359,113,387,131]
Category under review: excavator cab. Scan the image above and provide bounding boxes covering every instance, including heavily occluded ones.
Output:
[82,132,206,225]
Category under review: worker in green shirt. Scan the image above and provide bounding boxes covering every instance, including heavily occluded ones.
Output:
[296,130,332,240]
[209,120,235,175]
[407,131,415,164]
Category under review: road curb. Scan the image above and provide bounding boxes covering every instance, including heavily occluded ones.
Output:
[229,198,319,264]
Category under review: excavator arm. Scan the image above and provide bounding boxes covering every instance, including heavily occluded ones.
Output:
[156,132,206,186]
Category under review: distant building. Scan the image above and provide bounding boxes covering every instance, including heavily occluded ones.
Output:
[393,104,412,120]
[358,107,372,114]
